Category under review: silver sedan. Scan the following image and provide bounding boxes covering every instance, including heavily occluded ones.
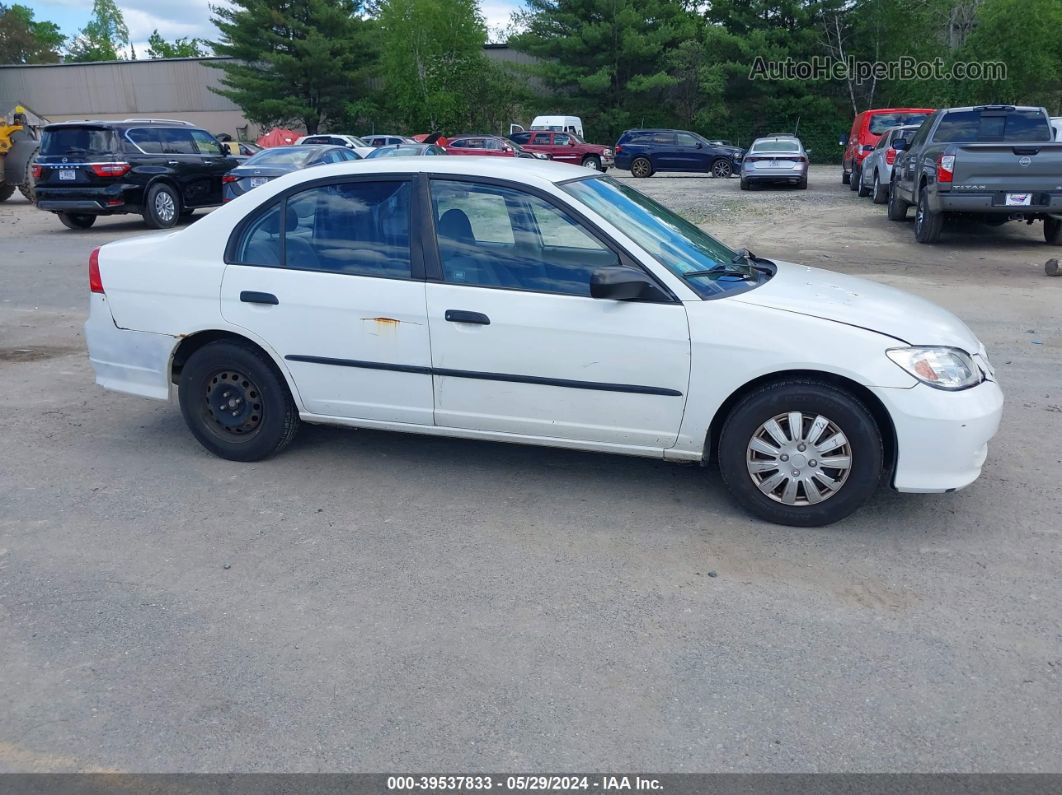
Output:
[857,124,921,204]
[740,137,809,190]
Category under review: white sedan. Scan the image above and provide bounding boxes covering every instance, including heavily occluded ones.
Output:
[84,158,1003,526]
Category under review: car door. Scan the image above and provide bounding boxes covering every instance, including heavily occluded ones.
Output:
[423,177,690,449]
[220,176,434,424]
[190,129,237,204]
[651,132,679,169]
[673,132,707,171]
[549,133,580,163]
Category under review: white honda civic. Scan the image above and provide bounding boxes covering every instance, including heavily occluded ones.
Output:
[84,158,1002,526]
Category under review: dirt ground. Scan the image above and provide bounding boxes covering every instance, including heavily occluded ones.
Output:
[1,166,1060,772]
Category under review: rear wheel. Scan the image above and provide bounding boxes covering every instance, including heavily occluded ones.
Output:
[871,171,888,204]
[914,190,944,244]
[857,171,871,197]
[580,155,602,171]
[887,179,909,221]
[19,145,39,201]
[849,164,860,191]
[58,212,97,229]
[797,176,808,190]
[740,178,749,190]
[143,182,180,229]
[1045,215,1062,244]
[711,158,733,178]
[841,164,850,185]
[717,380,883,527]
[0,183,14,202]
[630,157,653,178]
[178,340,299,462]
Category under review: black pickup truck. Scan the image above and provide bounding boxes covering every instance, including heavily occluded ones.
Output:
[888,105,1062,244]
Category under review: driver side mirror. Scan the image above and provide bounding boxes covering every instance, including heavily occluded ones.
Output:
[695,142,703,149]
[590,267,666,301]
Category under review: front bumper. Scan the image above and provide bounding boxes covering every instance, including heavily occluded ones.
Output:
[871,379,1003,493]
[84,294,175,401]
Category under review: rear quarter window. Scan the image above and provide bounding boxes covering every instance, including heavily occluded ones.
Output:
[41,127,116,156]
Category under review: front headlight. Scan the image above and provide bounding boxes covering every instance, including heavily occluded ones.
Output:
[886,346,983,390]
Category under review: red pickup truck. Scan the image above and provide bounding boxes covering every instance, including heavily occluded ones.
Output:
[508,130,614,171]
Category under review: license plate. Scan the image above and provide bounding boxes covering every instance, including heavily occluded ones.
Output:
[250,177,268,188]
[1005,193,1032,206]
[59,169,76,181]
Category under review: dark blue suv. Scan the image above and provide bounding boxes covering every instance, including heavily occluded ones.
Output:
[614,129,744,178]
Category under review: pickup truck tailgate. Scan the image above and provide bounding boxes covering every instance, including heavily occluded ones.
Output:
[950,143,1062,191]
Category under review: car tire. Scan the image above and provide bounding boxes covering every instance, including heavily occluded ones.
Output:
[887,179,909,221]
[849,164,860,191]
[58,212,97,229]
[914,190,944,244]
[581,155,602,171]
[739,178,749,190]
[143,182,180,229]
[871,171,888,204]
[630,157,653,178]
[857,172,871,197]
[797,176,808,190]
[711,158,733,178]
[178,339,300,462]
[717,379,883,527]
[1045,215,1062,244]
[0,183,15,202]
[841,168,850,185]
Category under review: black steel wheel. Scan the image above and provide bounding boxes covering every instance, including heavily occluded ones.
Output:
[178,340,299,461]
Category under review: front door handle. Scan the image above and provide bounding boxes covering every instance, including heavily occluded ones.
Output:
[444,309,490,325]
[240,291,278,305]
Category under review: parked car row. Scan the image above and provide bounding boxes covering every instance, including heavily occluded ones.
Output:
[847,104,1062,245]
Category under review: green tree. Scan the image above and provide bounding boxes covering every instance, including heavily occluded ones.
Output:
[510,0,698,141]
[375,0,489,132]
[146,29,209,59]
[210,0,377,135]
[0,3,65,64]
[66,0,131,62]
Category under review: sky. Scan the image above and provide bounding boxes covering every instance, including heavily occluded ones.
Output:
[22,0,525,53]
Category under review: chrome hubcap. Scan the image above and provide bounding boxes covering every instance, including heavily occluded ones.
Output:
[155,191,175,222]
[746,412,853,506]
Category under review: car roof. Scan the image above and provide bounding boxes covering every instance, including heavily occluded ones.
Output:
[44,119,202,131]
[750,136,803,145]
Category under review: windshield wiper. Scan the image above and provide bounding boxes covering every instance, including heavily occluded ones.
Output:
[682,248,771,281]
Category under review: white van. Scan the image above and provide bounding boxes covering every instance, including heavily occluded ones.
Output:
[528,115,584,138]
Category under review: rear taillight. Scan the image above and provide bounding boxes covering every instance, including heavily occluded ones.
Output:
[90,162,131,177]
[615,145,623,154]
[31,163,43,179]
[885,147,897,165]
[89,248,104,294]
[936,150,956,183]
[222,175,238,183]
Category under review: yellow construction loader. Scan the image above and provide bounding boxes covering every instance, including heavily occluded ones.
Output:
[0,104,46,203]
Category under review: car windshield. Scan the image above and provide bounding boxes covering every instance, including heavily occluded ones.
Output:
[751,141,801,153]
[368,146,423,158]
[869,113,929,134]
[41,126,116,156]
[563,176,771,298]
[244,148,313,166]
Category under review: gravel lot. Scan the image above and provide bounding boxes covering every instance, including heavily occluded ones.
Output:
[1,165,1060,773]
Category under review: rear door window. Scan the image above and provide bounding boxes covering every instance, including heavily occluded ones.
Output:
[127,127,164,153]
[41,126,116,156]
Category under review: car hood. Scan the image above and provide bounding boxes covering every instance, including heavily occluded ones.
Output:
[732,260,981,350]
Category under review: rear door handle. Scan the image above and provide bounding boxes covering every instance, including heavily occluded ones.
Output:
[240,291,278,305]
[444,309,490,325]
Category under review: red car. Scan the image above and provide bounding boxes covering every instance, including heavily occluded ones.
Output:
[445,135,546,160]
[842,107,934,189]
[508,130,614,171]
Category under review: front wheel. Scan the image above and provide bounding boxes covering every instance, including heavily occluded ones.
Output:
[143,182,180,229]
[581,155,602,171]
[857,171,871,197]
[178,340,300,462]
[1045,215,1062,244]
[717,380,883,527]
[630,157,653,178]
[58,212,97,229]
[887,179,909,221]
[711,159,733,178]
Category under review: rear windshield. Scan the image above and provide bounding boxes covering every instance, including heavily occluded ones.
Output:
[752,141,801,152]
[245,148,313,166]
[41,126,117,156]
[933,109,1052,143]
[869,113,929,134]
